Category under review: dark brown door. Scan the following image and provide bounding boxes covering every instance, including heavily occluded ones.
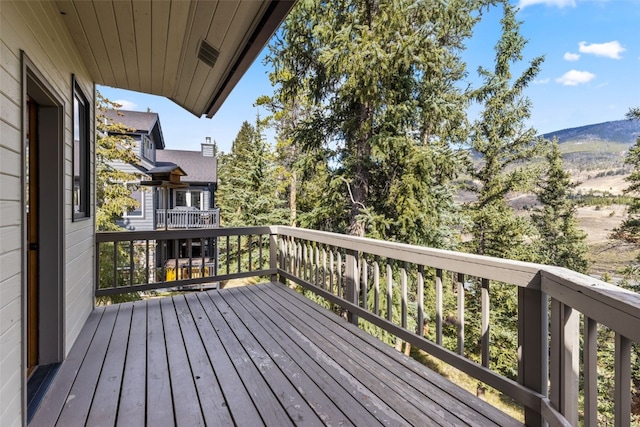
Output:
[27,97,39,377]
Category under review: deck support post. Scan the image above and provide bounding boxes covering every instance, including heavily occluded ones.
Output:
[345,249,359,325]
[518,273,547,427]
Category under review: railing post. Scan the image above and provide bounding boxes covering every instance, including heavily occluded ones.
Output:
[269,233,281,283]
[518,273,547,427]
[549,286,579,426]
[345,249,359,325]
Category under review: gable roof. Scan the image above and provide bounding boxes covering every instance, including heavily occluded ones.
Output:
[103,109,166,149]
[156,149,217,184]
[56,0,295,117]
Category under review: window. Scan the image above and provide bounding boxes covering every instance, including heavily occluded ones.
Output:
[175,190,202,209]
[141,135,154,162]
[124,184,143,217]
[72,76,90,220]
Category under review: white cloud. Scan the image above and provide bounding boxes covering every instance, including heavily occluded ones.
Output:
[518,0,576,9]
[556,70,596,86]
[534,78,551,85]
[578,41,626,59]
[563,52,580,61]
[113,99,137,110]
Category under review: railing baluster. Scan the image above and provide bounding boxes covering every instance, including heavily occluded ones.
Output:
[481,278,490,367]
[374,257,380,316]
[187,238,192,279]
[329,249,334,294]
[435,269,443,346]
[387,259,393,323]
[401,262,407,330]
[417,265,424,337]
[248,235,253,271]
[584,317,598,427]
[322,246,327,290]
[362,257,368,310]
[225,235,230,275]
[237,235,241,273]
[345,249,358,325]
[457,273,465,356]
[112,240,118,288]
[614,333,631,427]
[337,251,342,299]
[145,239,150,284]
[128,241,134,288]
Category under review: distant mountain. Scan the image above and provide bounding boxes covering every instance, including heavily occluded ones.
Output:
[542,120,640,145]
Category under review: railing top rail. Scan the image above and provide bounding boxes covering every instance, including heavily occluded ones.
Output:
[96,225,274,242]
[274,225,541,287]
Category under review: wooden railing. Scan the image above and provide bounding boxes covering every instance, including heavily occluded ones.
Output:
[95,226,640,426]
[155,208,220,229]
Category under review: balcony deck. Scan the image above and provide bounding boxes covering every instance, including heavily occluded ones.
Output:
[30,282,521,427]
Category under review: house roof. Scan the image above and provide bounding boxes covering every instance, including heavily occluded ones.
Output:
[156,150,217,184]
[103,109,166,149]
[56,0,295,118]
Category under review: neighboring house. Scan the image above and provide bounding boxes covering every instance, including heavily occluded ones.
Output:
[103,109,219,231]
[0,1,292,425]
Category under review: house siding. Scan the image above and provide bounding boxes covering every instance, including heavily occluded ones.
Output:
[1,1,96,425]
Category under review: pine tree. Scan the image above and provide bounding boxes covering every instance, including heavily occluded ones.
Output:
[217,120,288,227]
[464,1,546,380]
[265,0,483,244]
[466,1,546,260]
[531,141,589,273]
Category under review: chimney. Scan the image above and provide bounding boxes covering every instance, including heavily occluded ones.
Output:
[202,136,215,157]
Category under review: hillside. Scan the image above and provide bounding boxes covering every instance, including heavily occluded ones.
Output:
[542,119,640,145]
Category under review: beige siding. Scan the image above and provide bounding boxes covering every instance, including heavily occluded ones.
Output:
[1,1,97,425]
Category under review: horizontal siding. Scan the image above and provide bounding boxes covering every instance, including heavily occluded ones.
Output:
[1,1,98,425]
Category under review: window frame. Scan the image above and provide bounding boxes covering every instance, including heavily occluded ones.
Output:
[72,75,90,221]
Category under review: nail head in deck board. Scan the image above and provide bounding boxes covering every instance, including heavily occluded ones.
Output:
[86,303,134,427]
[184,292,265,426]
[197,292,297,426]
[146,298,175,427]
[229,285,390,427]
[117,300,148,427]
[172,296,234,426]
[159,297,205,426]
[269,282,523,427]
[29,307,105,427]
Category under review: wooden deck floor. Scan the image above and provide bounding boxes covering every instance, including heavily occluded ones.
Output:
[30,282,523,427]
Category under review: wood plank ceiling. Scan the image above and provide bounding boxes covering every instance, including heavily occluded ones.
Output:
[54,0,294,117]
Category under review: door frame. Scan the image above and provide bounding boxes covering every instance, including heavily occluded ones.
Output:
[21,51,65,397]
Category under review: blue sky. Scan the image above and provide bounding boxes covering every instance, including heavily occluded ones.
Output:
[98,0,640,153]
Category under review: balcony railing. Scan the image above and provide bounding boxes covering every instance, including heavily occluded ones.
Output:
[155,207,220,229]
[95,226,640,426]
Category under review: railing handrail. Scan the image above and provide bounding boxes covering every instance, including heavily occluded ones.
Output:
[96,225,272,242]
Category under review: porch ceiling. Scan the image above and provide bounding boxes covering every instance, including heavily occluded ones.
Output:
[55,0,294,117]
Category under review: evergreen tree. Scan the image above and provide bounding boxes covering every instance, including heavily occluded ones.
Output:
[612,107,640,244]
[265,0,483,244]
[464,1,546,380]
[531,141,590,273]
[466,0,546,260]
[95,92,141,231]
[217,120,288,227]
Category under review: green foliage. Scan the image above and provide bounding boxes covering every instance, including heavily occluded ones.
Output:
[95,92,142,232]
[264,0,483,242]
[531,141,590,273]
[465,0,546,260]
[217,120,289,227]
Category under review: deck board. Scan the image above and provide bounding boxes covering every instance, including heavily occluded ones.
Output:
[30,282,524,427]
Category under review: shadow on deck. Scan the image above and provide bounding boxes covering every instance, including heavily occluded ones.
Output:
[29,282,521,426]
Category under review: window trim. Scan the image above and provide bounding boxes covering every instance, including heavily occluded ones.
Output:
[72,75,90,221]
